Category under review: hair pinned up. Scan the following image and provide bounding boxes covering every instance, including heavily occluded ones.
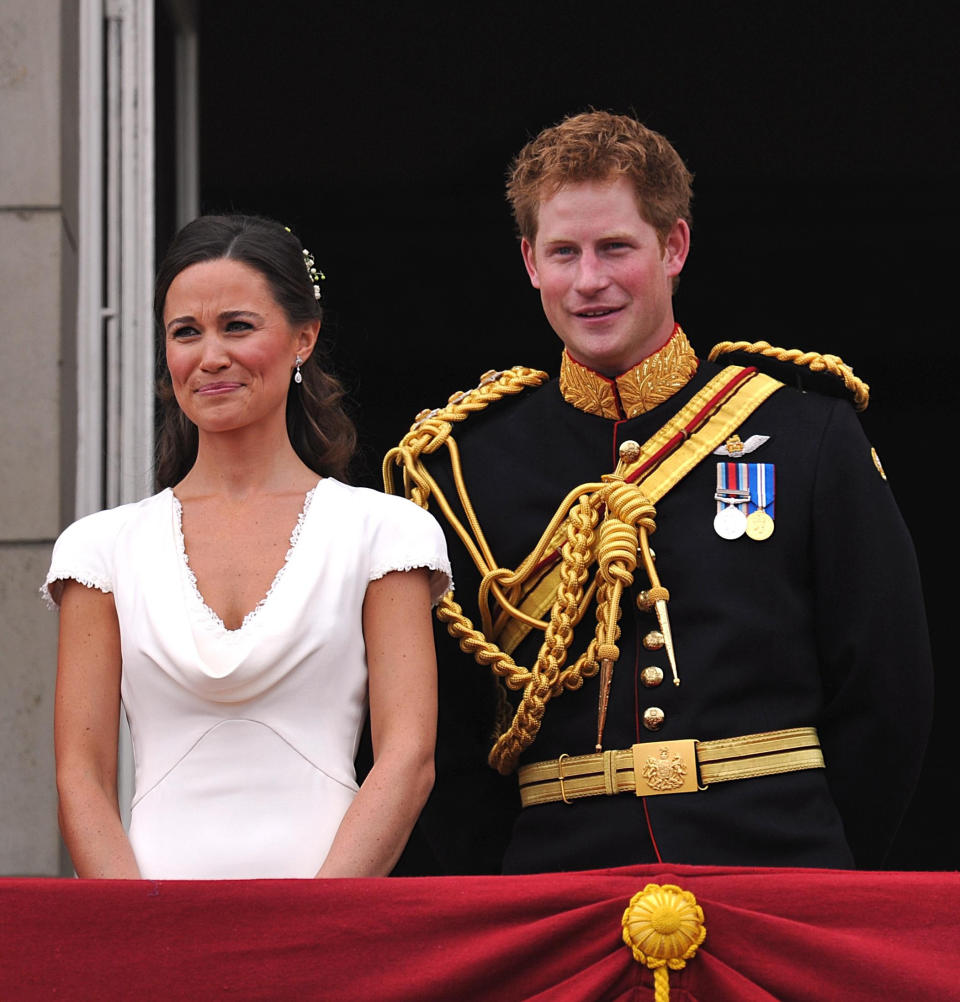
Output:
[154,214,356,488]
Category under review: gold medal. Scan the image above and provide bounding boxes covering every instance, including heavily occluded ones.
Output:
[745,510,774,540]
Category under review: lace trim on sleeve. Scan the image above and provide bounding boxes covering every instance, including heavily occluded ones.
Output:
[39,573,113,611]
[368,558,454,607]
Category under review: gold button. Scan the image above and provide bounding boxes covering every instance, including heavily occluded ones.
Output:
[643,630,665,651]
[642,706,665,731]
[640,666,664,688]
[619,439,641,462]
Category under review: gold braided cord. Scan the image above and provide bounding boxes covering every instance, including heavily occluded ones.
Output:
[384,366,665,774]
[654,968,670,1002]
[484,478,658,772]
[400,438,611,642]
[384,367,552,605]
[707,340,869,411]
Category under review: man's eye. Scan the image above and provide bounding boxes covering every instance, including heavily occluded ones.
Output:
[551,246,576,257]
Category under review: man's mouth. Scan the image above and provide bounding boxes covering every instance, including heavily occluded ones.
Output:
[575,307,621,318]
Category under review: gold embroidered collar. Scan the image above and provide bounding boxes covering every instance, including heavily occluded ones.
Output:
[559,326,699,420]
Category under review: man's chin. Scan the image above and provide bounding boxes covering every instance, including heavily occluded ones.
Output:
[561,340,644,378]
[571,329,677,377]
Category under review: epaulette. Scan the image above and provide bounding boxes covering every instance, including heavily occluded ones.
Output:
[382,365,548,509]
[707,340,870,411]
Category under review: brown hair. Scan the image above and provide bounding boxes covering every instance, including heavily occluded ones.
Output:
[154,214,356,488]
[506,110,693,245]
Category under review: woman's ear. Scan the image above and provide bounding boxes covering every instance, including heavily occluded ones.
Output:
[295,319,321,365]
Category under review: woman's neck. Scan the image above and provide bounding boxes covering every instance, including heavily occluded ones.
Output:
[177,424,317,501]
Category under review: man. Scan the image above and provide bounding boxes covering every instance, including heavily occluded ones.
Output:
[385,110,932,874]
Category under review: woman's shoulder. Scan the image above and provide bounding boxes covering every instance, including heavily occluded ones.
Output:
[316,478,439,528]
[57,490,171,547]
[317,480,452,601]
[42,490,171,608]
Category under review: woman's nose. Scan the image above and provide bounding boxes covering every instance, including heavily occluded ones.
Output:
[199,336,230,370]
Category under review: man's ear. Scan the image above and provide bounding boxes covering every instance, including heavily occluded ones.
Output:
[662,219,691,278]
[520,237,541,290]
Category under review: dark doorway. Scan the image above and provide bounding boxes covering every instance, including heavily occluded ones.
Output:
[187,1,957,869]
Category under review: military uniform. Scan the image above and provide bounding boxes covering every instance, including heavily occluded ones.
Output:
[389,328,932,874]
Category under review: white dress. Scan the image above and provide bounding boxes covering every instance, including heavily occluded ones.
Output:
[43,479,451,879]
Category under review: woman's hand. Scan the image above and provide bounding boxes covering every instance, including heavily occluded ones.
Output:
[316,568,438,877]
[54,580,140,878]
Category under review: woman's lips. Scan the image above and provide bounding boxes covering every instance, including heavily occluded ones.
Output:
[195,381,243,395]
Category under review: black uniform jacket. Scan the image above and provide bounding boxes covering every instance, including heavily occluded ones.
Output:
[412,356,932,874]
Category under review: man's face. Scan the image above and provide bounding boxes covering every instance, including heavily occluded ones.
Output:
[521,177,689,377]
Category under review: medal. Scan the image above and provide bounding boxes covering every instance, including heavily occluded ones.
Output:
[745,510,774,540]
[745,462,775,541]
[714,505,747,539]
[715,462,776,541]
[714,463,750,539]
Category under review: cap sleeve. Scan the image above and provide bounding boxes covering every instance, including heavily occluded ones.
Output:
[367,495,453,605]
[40,508,119,610]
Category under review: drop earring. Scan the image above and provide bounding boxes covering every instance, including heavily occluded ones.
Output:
[294,355,303,384]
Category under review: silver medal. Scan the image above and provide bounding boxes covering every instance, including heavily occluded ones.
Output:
[714,505,747,539]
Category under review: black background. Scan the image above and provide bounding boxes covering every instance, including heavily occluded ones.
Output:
[180,1,956,869]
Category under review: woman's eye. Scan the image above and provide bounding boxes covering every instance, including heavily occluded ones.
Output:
[171,326,199,339]
[225,320,252,333]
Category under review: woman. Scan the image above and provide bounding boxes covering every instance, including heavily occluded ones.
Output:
[44,215,449,879]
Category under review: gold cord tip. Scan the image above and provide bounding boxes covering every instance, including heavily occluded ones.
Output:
[654,599,681,687]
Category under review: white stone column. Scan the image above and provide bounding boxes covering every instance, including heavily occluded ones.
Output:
[0,0,78,875]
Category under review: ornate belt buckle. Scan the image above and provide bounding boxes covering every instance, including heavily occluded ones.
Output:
[631,739,700,796]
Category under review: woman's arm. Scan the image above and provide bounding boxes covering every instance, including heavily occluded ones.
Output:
[316,568,438,877]
[54,580,140,878]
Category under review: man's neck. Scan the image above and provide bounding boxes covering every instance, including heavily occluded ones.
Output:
[559,326,699,420]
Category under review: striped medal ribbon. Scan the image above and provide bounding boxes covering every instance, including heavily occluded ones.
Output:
[746,462,775,540]
[714,462,750,539]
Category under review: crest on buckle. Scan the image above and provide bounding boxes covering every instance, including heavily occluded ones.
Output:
[642,746,688,792]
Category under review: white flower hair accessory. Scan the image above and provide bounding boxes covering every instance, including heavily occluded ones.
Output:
[284,226,325,301]
[302,248,324,302]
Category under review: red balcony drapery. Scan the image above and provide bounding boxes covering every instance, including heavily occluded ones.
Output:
[2,864,958,1001]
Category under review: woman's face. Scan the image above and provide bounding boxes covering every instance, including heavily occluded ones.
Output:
[163,257,318,436]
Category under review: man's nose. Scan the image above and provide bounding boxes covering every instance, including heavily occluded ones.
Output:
[573,251,610,294]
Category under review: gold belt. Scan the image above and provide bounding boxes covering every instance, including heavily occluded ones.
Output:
[517,727,824,807]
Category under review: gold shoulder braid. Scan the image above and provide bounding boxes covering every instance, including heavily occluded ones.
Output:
[707,340,870,411]
[385,357,785,775]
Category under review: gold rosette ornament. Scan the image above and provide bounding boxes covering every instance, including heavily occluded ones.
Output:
[621,883,707,1001]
